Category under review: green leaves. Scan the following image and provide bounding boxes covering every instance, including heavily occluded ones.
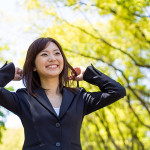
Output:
[22,0,150,149]
[0,0,149,149]
[0,128,24,150]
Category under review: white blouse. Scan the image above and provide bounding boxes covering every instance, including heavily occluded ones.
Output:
[53,107,60,116]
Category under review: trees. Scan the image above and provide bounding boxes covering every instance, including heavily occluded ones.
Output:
[23,0,150,149]
[0,0,149,149]
[0,128,24,150]
[0,43,10,143]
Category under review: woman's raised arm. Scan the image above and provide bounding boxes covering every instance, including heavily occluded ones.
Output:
[0,62,21,116]
[81,64,126,115]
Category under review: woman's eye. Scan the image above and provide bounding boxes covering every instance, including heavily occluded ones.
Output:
[56,52,60,55]
[41,53,47,56]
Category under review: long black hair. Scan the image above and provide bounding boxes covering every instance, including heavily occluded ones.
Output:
[23,37,79,96]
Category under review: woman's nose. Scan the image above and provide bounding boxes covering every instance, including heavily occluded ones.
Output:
[48,54,56,61]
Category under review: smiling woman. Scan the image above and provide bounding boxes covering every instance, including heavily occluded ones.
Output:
[23,38,79,97]
[0,37,126,150]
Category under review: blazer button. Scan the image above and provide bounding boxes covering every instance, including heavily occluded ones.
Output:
[56,142,61,147]
[56,122,60,128]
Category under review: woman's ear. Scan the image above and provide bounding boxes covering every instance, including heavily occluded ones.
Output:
[33,67,36,71]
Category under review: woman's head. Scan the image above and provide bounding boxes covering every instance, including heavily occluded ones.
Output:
[23,37,78,96]
[33,40,64,81]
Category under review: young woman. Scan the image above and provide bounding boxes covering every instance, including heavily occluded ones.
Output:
[0,37,126,150]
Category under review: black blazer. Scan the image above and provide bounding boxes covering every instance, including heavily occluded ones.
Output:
[0,62,126,150]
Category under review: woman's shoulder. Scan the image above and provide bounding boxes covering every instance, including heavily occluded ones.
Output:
[16,88,27,93]
[64,86,86,95]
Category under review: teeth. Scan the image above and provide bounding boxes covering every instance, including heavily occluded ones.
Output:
[47,65,58,68]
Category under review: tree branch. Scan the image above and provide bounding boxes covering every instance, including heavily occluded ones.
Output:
[95,111,122,150]
[126,94,150,129]
[78,1,150,18]
[108,107,127,147]
[87,117,109,150]
[121,121,145,150]
[135,25,150,44]
[62,20,150,68]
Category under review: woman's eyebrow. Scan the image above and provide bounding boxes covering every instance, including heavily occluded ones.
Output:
[41,49,60,52]
[53,49,60,51]
[41,50,48,52]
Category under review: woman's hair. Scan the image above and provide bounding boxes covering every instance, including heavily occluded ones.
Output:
[23,37,79,96]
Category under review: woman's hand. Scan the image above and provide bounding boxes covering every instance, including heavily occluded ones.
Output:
[69,66,86,81]
[13,67,23,81]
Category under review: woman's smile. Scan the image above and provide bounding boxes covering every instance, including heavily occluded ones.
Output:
[46,64,59,69]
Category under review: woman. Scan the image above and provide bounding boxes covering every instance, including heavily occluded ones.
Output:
[0,37,126,150]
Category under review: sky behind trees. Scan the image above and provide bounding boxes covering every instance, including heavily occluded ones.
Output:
[0,0,150,149]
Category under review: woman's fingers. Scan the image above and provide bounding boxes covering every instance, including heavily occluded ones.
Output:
[18,68,23,77]
[69,66,85,81]
[13,67,23,81]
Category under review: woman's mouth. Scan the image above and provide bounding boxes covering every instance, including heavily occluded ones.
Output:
[46,65,59,69]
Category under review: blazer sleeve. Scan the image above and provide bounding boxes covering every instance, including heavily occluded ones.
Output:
[0,62,20,116]
[83,64,126,115]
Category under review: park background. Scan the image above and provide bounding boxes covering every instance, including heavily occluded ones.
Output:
[0,0,150,149]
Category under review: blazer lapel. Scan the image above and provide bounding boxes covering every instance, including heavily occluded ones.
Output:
[34,87,75,119]
[33,88,57,117]
[59,87,75,119]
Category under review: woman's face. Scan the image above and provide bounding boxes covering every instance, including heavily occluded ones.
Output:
[34,42,64,79]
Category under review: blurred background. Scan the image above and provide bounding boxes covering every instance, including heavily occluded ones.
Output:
[0,0,150,149]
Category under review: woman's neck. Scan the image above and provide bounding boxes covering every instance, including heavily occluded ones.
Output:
[40,77,60,95]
